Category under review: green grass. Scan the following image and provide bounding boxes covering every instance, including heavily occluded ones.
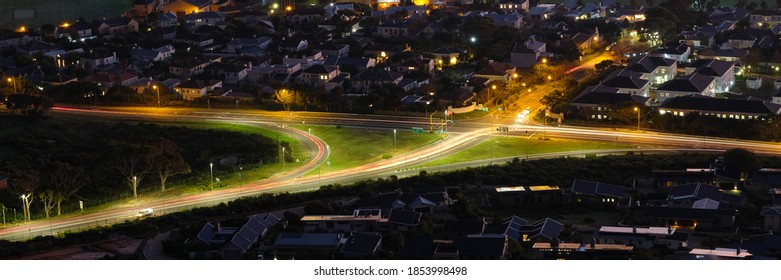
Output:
[295,125,441,175]
[421,136,631,167]
[0,0,128,28]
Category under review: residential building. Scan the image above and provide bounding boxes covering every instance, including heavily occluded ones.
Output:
[209,62,250,84]
[761,207,781,231]
[510,38,546,68]
[685,59,736,93]
[631,206,737,231]
[625,55,677,86]
[569,179,629,207]
[655,74,716,102]
[300,209,383,233]
[93,17,139,36]
[132,0,160,16]
[652,42,691,63]
[312,42,349,57]
[340,232,382,258]
[174,78,222,100]
[727,33,757,50]
[594,226,689,250]
[164,0,212,17]
[184,12,226,28]
[600,69,650,97]
[351,68,404,90]
[79,50,118,69]
[226,37,273,54]
[498,0,529,12]
[297,64,340,87]
[667,183,743,209]
[278,39,309,53]
[377,20,412,37]
[570,84,649,120]
[386,208,421,232]
[169,56,214,77]
[657,95,781,120]
[474,62,516,82]
[749,10,781,29]
[493,185,563,206]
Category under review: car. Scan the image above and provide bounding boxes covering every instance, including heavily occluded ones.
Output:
[522,107,532,115]
[135,208,153,217]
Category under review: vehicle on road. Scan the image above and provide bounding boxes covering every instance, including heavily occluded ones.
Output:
[135,208,154,218]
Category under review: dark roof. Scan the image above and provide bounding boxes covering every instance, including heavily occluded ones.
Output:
[365,43,407,52]
[502,216,528,241]
[656,42,690,55]
[430,46,466,54]
[571,88,649,106]
[761,207,781,216]
[444,220,486,236]
[511,43,536,54]
[658,95,781,115]
[626,55,675,73]
[601,69,649,89]
[689,59,735,77]
[657,74,714,93]
[633,206,736,220]
[400,235,434,259]
[668,183,742,204]
[340,232,382,256]
[570,33,593,45]
[570,179,629,198]
[387,208,421,225]
[104,17,133,27]
[454,236,506,259]
[519,218,563,241]
[302,64,337,74]
[184,0,212,7]
[312,42,348,51]
[353,68,403,82]
[729,32,756,41]
[177,79,210,89]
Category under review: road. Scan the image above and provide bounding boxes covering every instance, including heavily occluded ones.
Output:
[3,101,781,241]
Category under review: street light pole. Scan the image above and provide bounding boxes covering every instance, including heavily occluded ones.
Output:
[239,166,243,196]
[634,107,640,131]
[20,195,26,222]
[153,85,160,106]
[133,176,138,199]
[209,163,213,191]
[281,147,286,170]
[393,129,397,150]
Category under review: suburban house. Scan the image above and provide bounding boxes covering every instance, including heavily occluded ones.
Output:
[131,45,175,64]
[340,232,383,258]
[749,10,781,29]
[569,32,600,53]
[570,84,649,120]
[288,8,324,25]
[351,68,404,90]
[429,46,466,67]
[652,42,691,63]
[188,214,280,259]
[209,62,250,84]
[600,69,650,97]
[377,20,413,37]
[594,226,689,250]
[386,208,422,232]
[655,74,716,102]
[91,17,139,36]
[184,12,226,28]
[173,33,215,48]
[528,4,556,20]
[278,39,309,53]
[625,55,677,86]
[474,62,517,82]
[323,56,375,71]
[82,72,138,89]
[62,21,95,41]
[761,207,781,231]
[364,43,410,59]
[657,95,781,120]
[630,206,737,231]
[296,64,340,87]
[667,183,743,209]
[493,185,563,206]
[269,232,343,259]
[131,0,160,16]
[392,57,435,73]
[79,50,118,69]
[498,0,529,12]
[226,37,273,54]
[169,56,214,77]
[510,38,546,68]
[174,78,222,100]
[569,179,630,207]
[489,12,524,29]
[727,33,757,50]
[311,42,349,57]
[685,59,736,93]
[532,241,634,260]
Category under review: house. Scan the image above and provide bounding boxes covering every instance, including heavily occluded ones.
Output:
[312,42,349,57]
[209,62,250,84]
[377,20,413,37]
[83,72,138,89]
[655,74,716,102]
[569,32,599,52]
[131,45,175,64]
[270,232,343,259]
[323,56,375,72]
[289,8,324,25]
[600,69,650,97]
[528,4,556,20]
[364,43,410,59]
[749,10,781,29]
[760,207,781,231]
[652,42,691,63]
[685,248,753,259]
[386,208,422,232]
[493,185,563,206]
[594,226,689,250]
[696,49,747,64]
[429,47,466,67]
[631,206,737,231]
[169,56,214,77]
[510,38,546,68]
[174,79,222,100]
[746,76,763,90]
[132,0,159,16]
[184,12,226,28]
[652,167,740,189]
[498,0,529,12]
[156,12,180,28]
[727,33,756,50]
[351,68,404,90]
[685,59,736,93]
[489,12,523,29]
[79,50,118,69]
[164,0,212,17]
[393,57,435,74]
[278,39,309,52]
[93,17,139,36]
[220,214,279,259]
[625,55,677,86]
[570,179,629,207]
[657,95,781,120]
[63,21,95,41]
[226,37,272,54]
[474,62,516,82]
[391,192,452,212]
[15,40,60,55]
[297,64,340,87]
[570,84,649,120]
[667,183,743,209]
[173,33,214,48]
[300,209,383,233]
[608,8,647,22]
[517,218,564,242]
[340,232,382,258]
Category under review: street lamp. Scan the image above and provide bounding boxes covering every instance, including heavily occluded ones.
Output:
[239,166,243,195]
[132,176,138,199]
[393,129,397,150]
[20,195,26,222]
[470,36,476,43]
[152,85,160,106]
[209,163,213,190]
[541,58,548,64]
[7,77,16,94]
[281,147,286,170]
[633,107,640,131]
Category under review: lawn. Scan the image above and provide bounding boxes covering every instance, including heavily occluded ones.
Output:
[295,125,441,175]
[422,135,631,167]
[0,0,128,28]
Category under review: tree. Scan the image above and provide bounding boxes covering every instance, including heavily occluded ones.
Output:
[723,148,760,175]
[761,0,768,9]
[46,161,87,216]
[595,60,615,73]
[10,170,40,222]
[4,94,54,117]
[110,142,153,199]
[148,138,191,192]
[38,190,56,219]
[274,88,297,112]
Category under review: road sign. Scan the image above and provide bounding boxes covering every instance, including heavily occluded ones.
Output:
[412,127,425,134]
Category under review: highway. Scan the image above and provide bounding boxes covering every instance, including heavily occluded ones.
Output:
[2,106,781,241]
